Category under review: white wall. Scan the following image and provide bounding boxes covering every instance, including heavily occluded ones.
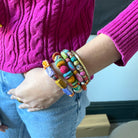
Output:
[87,35,138,102]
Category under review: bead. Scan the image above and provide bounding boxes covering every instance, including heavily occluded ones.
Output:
[63,85,74,96]
[42,60,50,69]
[76,64,82,70]
[67,76,75,83]
[52,74,58,80]
[81,84,87,90]
[80,71,86,76]
[71,56,77,62]
[55,79,67,89]
[54,55,62,62]
[73,70,78,75]
[72,84,79,88]
[61,51,68,59]
[63,49,69,54]
[74,60,79,66]
[72,80,79,86]
[84,76,88,81]
[73,85,81,91]
[74,88,83,93]
[85,80,89,85]
[65,76,71,80]
[0,24,2,28]
[46,66,56,77]
[68,83,74,87]
[63,70,73,78]
[57,60,66,68]
[67,61,75,71]
[60,65,69,74]
[66,58,70,62]
[79,69,84,72]
[82,75,87,78]
[52,52,60,61]
[75,73,83,82]
[67,52,73,58]
[69,93,75,97]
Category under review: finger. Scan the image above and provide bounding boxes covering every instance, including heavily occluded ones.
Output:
[27,107,44,112]
[19,103,30,109]
[7,89,16,95]
[10,95,18,100]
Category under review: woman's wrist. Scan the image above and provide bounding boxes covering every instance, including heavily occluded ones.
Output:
[76,34,121,76]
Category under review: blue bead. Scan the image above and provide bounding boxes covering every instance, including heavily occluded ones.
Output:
[63,70,73,78]
[71,56,77,62]
[63,49,69,54]
[46,67,55,77]
[63,86,74,95]
[67,61,75,71]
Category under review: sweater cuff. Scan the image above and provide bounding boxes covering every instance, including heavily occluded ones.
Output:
[97,0,138,66]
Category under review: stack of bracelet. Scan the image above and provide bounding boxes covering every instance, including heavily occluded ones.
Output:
[42,60,75,97]
[52,49,91,94]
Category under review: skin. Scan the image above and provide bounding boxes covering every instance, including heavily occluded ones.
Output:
[7,34,121,112]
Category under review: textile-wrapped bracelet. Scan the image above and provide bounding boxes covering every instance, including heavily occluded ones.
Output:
[42,60,75,97]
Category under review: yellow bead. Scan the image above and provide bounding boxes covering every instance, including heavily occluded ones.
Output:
[0,24,2,28]
[72,84,79,88]
[67,76,75,83]
[42,60,50,69]
[56,60,66,68]
[55,79,67,89]
[73,70,78,75]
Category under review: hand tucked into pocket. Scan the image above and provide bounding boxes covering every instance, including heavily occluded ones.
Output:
[8,63,65,112]
[0,121,8,132]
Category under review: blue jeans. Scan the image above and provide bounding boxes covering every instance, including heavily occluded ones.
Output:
[0,70,90,138]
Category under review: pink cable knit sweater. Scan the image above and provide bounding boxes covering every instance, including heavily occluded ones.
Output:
[0,0,137,74]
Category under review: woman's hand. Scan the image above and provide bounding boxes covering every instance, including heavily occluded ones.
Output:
[8,63,65,112]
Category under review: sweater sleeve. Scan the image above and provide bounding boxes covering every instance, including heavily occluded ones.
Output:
[97,0,138,66]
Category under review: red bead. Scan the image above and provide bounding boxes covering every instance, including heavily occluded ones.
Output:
[60,65,69,74]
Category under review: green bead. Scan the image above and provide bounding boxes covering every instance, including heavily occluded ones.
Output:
[73,85,81,91]
[55,58,64,66]
[61,51,68,60]
[72,80,78,86]
[74,60,79,66]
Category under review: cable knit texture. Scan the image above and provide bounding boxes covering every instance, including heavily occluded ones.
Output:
[0,0,95,73]
[98,0,138,66]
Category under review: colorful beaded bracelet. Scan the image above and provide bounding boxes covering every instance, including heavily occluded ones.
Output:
[42,60,75,97]
[71,50,91,84]
[62,49,89,85]
[52,52,83,93]
[60,49,87,91]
